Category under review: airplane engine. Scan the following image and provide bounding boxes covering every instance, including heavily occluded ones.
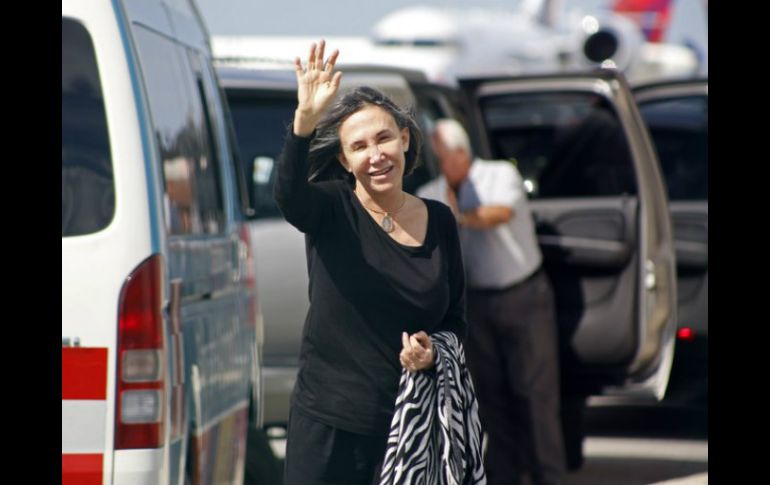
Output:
[575,11,645,72]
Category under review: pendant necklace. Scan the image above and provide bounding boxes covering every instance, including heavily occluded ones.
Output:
[359,192,407,233]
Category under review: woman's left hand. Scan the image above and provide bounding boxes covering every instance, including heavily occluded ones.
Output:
[400,331,435,372]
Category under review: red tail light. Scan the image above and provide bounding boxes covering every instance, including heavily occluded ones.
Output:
[677,327,696,342]
[115,255,166,449]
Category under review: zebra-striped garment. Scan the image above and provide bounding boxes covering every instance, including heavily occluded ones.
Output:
[380,331,486,485]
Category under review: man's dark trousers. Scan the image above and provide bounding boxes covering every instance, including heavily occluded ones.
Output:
[465,267,566,485]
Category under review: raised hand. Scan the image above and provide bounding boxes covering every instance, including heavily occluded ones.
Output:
[293,40,342,136]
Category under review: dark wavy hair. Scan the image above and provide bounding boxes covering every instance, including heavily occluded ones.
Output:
[307,86,423,184]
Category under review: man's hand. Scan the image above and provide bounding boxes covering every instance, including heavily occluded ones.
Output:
[400,331,435,372]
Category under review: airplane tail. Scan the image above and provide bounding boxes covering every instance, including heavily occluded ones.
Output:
[612,0,674,43]
[521,0,563,28]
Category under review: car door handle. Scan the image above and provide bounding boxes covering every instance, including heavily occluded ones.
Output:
[538,234,631,268]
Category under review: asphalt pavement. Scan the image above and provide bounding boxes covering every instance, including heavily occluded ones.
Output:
[264,403,708,485]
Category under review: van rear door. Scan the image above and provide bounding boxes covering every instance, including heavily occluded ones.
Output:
[458,71,678,400]
[62,6,160,482]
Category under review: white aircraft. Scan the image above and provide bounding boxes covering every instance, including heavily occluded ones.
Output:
[212,0,705,85]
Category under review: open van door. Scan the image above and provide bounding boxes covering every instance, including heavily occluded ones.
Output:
[457,71,678,401]
[633,79,708,406]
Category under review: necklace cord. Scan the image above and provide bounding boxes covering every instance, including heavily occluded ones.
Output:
[359,192,407,215]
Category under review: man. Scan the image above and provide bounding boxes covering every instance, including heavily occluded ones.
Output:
[418,119,566,485]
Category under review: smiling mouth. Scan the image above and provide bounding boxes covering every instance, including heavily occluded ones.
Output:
[370,166,394,177]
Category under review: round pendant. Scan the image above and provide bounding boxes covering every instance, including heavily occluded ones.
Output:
[382,214,394,233]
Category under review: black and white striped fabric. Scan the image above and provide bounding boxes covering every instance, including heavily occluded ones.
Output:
[380,331,486,485]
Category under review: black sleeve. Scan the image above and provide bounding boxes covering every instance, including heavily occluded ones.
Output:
[437,205,468,342]
[273,130,331,235]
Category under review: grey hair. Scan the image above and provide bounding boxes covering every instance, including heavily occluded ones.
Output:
[433,118,472,156]
[307,86,423,183]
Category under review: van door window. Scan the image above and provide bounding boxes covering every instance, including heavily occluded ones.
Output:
[132,27,225,235]
[479,93,637,199]
[638,96,708,201]
[185,50,228,233]
[62,18,115,237]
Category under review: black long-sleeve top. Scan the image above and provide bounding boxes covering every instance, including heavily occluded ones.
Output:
[274,130,467,436]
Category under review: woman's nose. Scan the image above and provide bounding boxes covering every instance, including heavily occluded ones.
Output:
[368,146,384,163]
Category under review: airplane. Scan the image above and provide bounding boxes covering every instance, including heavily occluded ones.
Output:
[211,0,705,86]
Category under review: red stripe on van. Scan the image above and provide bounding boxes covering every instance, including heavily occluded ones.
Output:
[62,348,108,400]
[62,453,103,485]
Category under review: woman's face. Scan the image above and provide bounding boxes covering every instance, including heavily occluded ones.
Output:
[337,105,410,195]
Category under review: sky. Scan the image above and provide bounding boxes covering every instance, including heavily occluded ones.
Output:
[196,0,608,36]
[195,0,706,72]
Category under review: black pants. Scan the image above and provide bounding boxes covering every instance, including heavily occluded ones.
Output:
[465,268,566,485]
[284,407,387,485]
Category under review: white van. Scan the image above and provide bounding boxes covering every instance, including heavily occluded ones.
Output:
[62,1,264,483]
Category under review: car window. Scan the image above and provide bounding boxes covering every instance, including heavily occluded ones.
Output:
[638,95,708,201]
[62,18,115,237]
[133,26,226,235]
[404,94,446,194]
[479,92,637,199]
[227,94,296,219]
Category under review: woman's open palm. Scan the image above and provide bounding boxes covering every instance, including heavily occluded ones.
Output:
[294,40,342,122]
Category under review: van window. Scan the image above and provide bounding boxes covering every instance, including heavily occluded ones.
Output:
[185,50,228,233]
[480,93,637,199]
[62,18,115,237]
[638,96,708,201]
[133,26,225,235]
[227,94,296,219]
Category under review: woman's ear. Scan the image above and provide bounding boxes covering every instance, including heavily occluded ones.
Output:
[401,127,410,153]
[337,153,351,172]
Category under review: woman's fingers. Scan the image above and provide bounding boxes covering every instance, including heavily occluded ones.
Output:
[299,41,339,78]
[413,331,430,346]
[316,39,325,68]
[307,42,316,70]
[400,331,436,372]
[332,71,342,88]
[325,49,339,73]
[410,336,426,359]
[294,57,303,77]
[401,332,412,352]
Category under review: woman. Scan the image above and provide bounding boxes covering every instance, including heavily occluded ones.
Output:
[275,40,470,484]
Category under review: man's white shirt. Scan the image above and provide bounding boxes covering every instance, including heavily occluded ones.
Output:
[417,159,542,290]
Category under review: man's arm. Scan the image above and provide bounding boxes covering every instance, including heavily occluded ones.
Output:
[458,205,514,229]
[458,162,524,228]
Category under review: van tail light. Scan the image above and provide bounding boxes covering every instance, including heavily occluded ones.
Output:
[239,225,258,328]
[115,255,166,449]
